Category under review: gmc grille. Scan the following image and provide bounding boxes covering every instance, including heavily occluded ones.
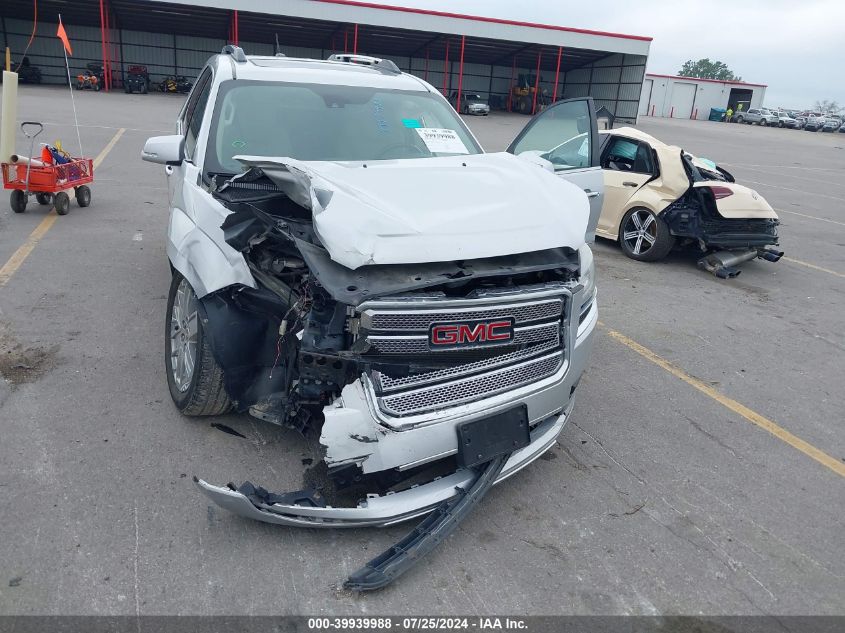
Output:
[358,286,568,418]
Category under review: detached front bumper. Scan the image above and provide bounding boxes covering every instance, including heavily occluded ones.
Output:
[196,291,597,528]
[195,409,568,528]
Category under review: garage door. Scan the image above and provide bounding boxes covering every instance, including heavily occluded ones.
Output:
[669,82,696,118]
[638,79,653,116]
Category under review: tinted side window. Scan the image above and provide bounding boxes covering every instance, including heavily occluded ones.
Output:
[184,69,213,160]
[602,137,653,174]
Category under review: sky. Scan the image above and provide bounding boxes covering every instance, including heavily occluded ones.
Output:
[368,0,844,110]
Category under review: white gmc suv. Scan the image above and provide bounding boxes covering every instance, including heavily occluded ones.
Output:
[141,46,600,590]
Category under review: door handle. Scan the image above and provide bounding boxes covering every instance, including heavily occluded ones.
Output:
[165,165,174,175]
[623,181,639,187]
[584,190,600,198]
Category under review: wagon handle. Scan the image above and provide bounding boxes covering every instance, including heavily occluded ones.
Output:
[20,121,44,138]
[20,122,44,195]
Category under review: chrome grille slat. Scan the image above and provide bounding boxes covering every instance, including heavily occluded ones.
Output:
[376,340,560,393]
[378,353,563,416]
[360,288,569,418]
[367,298,562,331]
[368,322,559,355]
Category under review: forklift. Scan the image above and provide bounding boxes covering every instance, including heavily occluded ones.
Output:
[509,73,550,114]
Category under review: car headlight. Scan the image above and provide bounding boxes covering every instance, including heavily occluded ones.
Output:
[578,244,596,311]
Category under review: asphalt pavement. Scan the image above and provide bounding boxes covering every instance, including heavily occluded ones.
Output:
[0,86,843,616]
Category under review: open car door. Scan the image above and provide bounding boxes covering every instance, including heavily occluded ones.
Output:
[506,98,603,242]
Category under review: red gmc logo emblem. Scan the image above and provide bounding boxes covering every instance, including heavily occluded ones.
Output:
[429,317,515,350]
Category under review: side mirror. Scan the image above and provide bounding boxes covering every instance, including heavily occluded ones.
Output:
[141,135,184,165]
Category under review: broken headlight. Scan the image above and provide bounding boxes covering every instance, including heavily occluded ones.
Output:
[578,244,596,312]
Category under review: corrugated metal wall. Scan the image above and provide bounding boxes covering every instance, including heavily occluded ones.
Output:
[2,17,645,122]
[5,18,103,83]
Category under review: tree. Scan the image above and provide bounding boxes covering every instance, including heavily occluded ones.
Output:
[677,59,742,82]
[814,99,840,114]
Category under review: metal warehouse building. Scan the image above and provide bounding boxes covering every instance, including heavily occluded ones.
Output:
[639,73,768,121]
[2,0,652,123]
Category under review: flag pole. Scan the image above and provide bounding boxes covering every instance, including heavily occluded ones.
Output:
[59,14,83,157]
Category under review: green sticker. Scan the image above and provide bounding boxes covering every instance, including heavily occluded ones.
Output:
[231,140,246,149]
[402,118,421,128]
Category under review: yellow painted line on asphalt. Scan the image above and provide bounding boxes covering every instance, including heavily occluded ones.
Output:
[0,128,125,288]
[777,208,845,228]
[93,128,126,169]
[600,322,845,479]
[781,256,845,279]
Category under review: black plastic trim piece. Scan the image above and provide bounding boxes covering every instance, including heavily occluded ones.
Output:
[343,453,509,592]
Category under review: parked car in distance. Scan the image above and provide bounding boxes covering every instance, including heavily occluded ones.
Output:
[794,116,807,129]
[450,91,491,115]
[803,114,826,131]
[776,112,799,128]
[822,116,842,132]
[803,112,825,132]
[734,107,778,126]
[839,122,845,133]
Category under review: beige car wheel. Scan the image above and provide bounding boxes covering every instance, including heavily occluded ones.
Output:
[619,208,675,262]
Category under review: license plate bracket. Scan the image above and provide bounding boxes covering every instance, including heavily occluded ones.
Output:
[456,406,530,469]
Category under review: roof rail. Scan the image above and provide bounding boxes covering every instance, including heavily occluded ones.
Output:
[327,54,400,74]
[221,45,247,63]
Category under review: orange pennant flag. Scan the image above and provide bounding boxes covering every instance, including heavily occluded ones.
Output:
[57,19,73,56]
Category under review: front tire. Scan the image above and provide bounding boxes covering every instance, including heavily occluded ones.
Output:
[165,272,231,416]
[619,208,675,262]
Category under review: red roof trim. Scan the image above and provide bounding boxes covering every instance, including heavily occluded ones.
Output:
[646,73,767,88]
[312,0,654,42]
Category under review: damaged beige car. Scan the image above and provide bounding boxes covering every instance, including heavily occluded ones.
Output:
[594,127,783,277]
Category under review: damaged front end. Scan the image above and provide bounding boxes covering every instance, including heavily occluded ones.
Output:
[191,159,596,588]
[194,162,596,528]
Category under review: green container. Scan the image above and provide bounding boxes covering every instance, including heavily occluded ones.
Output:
[709,107,727,121]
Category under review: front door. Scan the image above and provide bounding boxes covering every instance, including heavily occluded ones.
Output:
[596,135,656,238]
[505,97,603,242]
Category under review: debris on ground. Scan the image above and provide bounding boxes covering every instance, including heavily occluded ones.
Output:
[0,324,59,387]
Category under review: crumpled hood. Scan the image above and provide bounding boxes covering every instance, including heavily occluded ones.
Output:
[235,152,589,270]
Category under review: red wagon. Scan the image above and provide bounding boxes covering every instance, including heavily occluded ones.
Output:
[2,122,93,216]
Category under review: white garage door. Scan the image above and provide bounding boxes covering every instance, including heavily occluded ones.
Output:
[638,79,653,116]
[669,82,697,118]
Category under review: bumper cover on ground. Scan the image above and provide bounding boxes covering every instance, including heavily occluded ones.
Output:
[194,411,566,528]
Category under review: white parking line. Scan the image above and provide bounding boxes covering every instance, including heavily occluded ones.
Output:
[720,162,842,173]
[731,165,845,188]
[777,209,845,227]
[741,180,845,203]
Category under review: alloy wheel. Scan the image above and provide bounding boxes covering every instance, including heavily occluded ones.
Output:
[622,209,657,255]
[169,278,199,392]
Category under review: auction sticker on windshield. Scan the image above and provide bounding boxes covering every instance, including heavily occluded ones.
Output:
[415,128,469,154]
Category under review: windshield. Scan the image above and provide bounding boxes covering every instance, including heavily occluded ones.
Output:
[205,80,482,174]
